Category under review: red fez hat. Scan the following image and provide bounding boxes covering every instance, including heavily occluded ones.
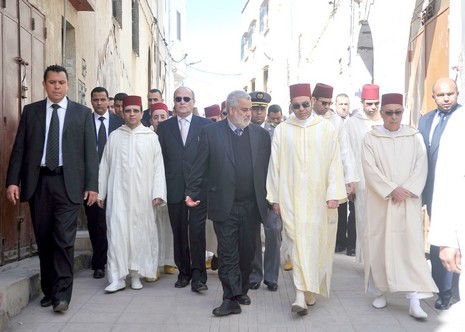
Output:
[221,101,226,110]
[290,83,312,99]
[361,84,379,100]
[381,93,403,106]
[204,104,221,117]
[123,95,142,108]
[150,102,169,115]
[312,83,333,99]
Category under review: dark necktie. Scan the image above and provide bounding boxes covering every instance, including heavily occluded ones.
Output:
[45,104,60,171]
[97,116,107,162]
[234,128,243,136]
[430,111,447,153]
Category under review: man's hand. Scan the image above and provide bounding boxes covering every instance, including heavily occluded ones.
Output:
[153,198,163,206]
[6,185,20,205]
[390,187,410,204]
[327,200,339,209]
[439,247,462,274]
[346,182,356,195]
[272,203,281,216]
[84,191,98,206]
[185,196,200,207]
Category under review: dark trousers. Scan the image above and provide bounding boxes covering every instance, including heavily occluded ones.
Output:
[84,203,108,270]
[213,200,261,300]
[167,200,207,283]
[336,201,356,250]
[250,207,282,284]
[29,173,80,304]
[430,244,456,300]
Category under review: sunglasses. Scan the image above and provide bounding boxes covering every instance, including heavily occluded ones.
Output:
[291,101,311,110]
[222,112,228,116]
[318,100,333,107]
[174,96,192,103]
[383,110,403,116]
[123,108,141,114]
[365,101,380,106]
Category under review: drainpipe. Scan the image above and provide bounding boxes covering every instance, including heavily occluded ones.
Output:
[62,0,67,65]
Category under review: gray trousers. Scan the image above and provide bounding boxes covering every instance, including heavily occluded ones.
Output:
[249,208,282,284]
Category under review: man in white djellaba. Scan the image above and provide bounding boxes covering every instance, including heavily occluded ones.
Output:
[98,95,167,293]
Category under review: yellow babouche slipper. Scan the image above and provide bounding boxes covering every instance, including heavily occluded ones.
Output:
[164,265,176,274]
[283,260,293,271]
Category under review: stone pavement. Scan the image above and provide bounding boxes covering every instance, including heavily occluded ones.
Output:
[4,253,460,332]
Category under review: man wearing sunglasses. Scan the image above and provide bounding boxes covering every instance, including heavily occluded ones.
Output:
[267,83,346,316]
[345,84,383,264]
[312,83,358,257]
[362,93,437,319]
[157,87,212,293]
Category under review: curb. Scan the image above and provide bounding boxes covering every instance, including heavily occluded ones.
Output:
[0,250,92,332]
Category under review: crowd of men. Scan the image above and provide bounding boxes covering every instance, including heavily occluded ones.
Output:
[4,65,463,323]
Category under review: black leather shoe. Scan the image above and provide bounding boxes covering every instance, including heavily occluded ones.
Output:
[346,248,355,256]
[434,296,452,310]
[249,282,260,290]
[212,299,241,316]
[53,301,69,313]
[264,281,278,291]
[93,268,105,279]
[335,244,346,253]
[174,278,190,288]
[211,255,219,271]
[237,294,251,305]
[40,296,52,307]
[191,281,208,292]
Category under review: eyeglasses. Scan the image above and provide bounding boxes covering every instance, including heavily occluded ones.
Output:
[174,96,192,103]
[318,100,333,107]
[383,110,403,116]
[123,108,141,114]
[365,101,380,106]
[291,101,311,110]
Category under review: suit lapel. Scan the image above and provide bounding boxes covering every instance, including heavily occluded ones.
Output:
[248,124,259,168]
[219,120,235,165]
[63,99,75,134]
[37,99,47,135]
[184,115,198,148]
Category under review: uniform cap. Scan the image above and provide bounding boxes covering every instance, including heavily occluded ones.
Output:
[249,91,272,106]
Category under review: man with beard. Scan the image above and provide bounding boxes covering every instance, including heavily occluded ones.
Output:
[185,90,271,316]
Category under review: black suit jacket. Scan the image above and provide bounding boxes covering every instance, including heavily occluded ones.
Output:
[93,112,124,143]
[157,114,213,203]
[186,119,271,222]
[6,98,99,204]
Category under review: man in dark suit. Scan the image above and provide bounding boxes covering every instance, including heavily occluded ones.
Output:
[5,65,99,313]
[85,86,124,279]
[157,86,212,292]
[418,77,461,310]
[142,88,164,127]
[186,90,271,316]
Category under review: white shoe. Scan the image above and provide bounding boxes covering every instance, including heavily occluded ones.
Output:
[304,291,316,306]
[291,289,308,315]
[131,277,143,290]
[409,299,428,319]
[105,279,125,293]
[372,294,387,309]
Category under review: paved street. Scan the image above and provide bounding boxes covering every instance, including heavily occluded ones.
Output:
[5,253,456,332]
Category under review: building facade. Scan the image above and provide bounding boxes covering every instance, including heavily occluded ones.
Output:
[0,0,186,264]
